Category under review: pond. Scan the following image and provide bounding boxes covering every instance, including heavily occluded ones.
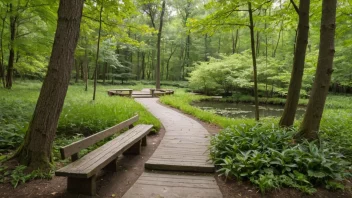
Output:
[193,100,306,119]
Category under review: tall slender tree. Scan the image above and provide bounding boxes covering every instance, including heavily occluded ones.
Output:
[248,2,259,121]
[156,0,166,89]
[93,3,103,101]
[297,0,337,140]
[280,0,310,127]
[14,0,84,170]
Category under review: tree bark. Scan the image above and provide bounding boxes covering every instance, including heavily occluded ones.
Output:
[248,2,259,121]
[280,0,310,127]
[166,45,177,80]
[93,4,103,101]
[6,3,17,89]
[0,12,6,88]
[298,0,337,141]
[75,59,79,83]
[156,0,165,89]
[15,0,84,170]
[103,62,107,84]
[141,52,145,80]
[84,48,88,91]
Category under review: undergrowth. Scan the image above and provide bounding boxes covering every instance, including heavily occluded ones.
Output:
[210,123,351,194]
[161,91,352,194]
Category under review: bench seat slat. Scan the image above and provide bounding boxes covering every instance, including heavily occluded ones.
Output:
[55,124,153,178]
[60,115,139,159]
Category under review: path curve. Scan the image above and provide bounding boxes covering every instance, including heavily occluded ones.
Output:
[123,98,222,198]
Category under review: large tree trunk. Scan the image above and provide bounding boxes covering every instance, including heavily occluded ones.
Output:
[298,0,337,141]
[15,0,84,170]
[93,4,103,101]
[248,2,259,121]
[280,0,310,127]
[156,0,165,89]
[6,4,17,89]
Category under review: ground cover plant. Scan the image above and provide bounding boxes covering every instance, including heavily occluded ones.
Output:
[160,91,352,194]
[210,123,351,194]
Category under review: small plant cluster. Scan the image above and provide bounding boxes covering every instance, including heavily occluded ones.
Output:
[0,165,52,188]
[210,123,351,194]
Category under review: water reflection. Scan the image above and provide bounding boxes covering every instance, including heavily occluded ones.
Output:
[193,101,305,118]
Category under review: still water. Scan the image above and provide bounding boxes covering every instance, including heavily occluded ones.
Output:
[193,101,305,118]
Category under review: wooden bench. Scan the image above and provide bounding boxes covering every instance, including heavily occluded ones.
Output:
[55,115,153,195]
[107,89,133,97]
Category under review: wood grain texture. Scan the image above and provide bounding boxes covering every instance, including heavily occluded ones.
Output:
[55,124,152,178]
[60,115,139,159]
[136,98,214,173]
[123,172,222,198]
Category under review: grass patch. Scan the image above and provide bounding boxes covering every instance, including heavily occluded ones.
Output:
[0,81,161,155]
[160,90,257,128]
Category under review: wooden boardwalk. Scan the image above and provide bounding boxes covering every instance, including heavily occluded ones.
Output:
[123,172,222,198]
[136,98,214,172]
[123,98,222,198]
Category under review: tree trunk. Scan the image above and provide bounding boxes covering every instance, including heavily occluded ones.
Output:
[280,0,310,127]
[204,34,208,61]
[6,4,17,89]
[248,2,259,121]
[256,31,260,57]
[0,13,6,88]
[141,52,145,80]
[298,0,337,141]
[137,50,140,80]
[232,29,239,54]
[156,0,166,89]
[84,46,88,91]
[166,45,177,81]
[103,62,107,84]
[272,22,283,57]
[15,0,84,170]
[75,59,79,83]
[93,4,103,101]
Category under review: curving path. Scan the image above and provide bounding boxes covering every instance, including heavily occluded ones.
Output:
[123,98,222,198]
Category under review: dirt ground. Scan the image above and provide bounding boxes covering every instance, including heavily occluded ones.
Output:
[0,103,351,198]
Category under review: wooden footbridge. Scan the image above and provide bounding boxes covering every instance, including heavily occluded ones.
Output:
[107,88,174,98]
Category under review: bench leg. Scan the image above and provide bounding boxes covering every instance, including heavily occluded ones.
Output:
[104,158,119,172]
[123,140,142,155]
[67,175,96,196]
[142,136,147,146]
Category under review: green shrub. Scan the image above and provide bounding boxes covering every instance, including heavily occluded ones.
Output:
[210,123,351,194]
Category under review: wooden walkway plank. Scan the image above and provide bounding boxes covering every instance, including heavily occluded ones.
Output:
[135,98,214,173]
[123,172,222,198]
